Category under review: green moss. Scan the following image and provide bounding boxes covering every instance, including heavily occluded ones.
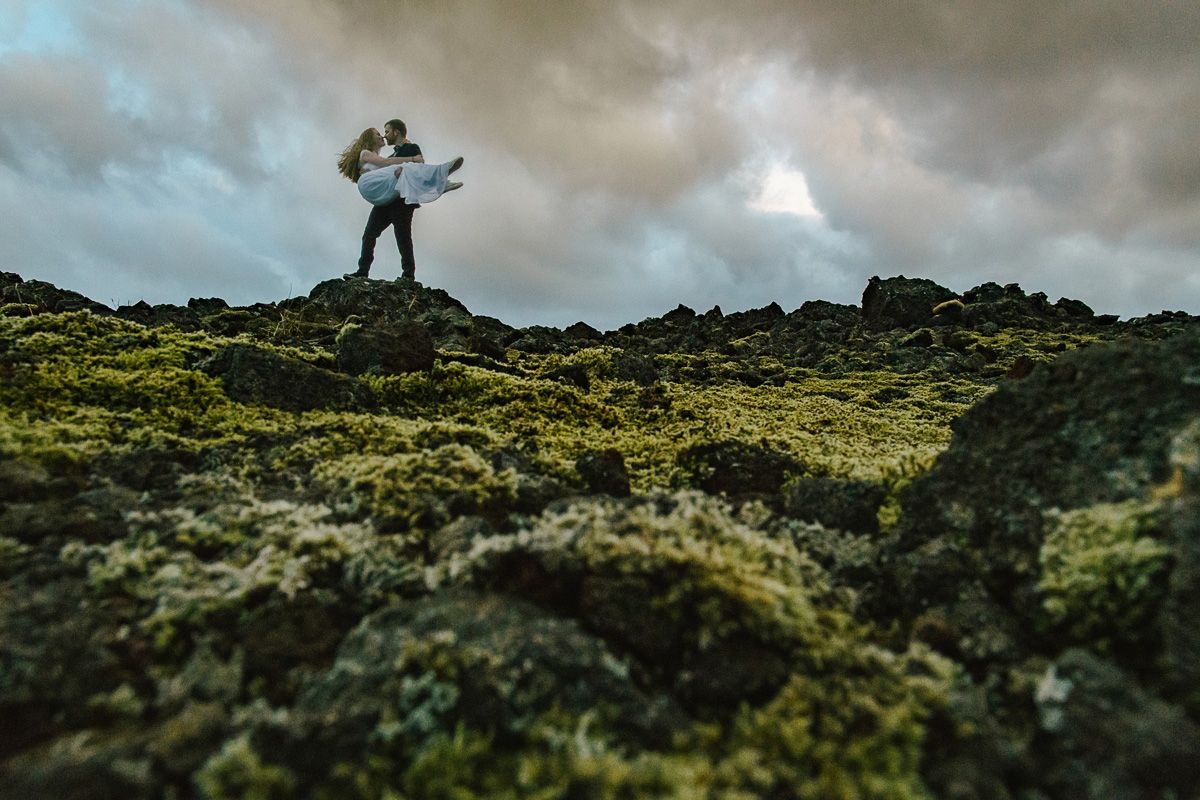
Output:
[69,477,421,653]
[454,492,832,652]
[6,303,1047,797]
[0,406,121,472]
[196,735,298,800]
[711,645,950,799]
[363,352,985,495]
[1038,499,1172,649]
[315,443,519,529]
[86,682,147,720]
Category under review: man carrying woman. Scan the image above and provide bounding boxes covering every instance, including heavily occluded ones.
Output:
[338,119,463,281]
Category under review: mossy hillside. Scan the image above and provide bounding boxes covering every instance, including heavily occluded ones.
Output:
[6,273,1195,798]
[367,348,989,494]
[1,310,997,505]
[0,313,299,472]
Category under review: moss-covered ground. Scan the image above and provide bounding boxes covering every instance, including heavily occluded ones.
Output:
[1,284,1190,798]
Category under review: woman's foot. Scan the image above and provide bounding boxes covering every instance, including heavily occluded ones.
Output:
[448,156,464,174]
[445,181,463,192]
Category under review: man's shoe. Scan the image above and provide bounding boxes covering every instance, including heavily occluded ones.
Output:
[343,270,369,279]
[400,270,416,281]
[448,156,464,174]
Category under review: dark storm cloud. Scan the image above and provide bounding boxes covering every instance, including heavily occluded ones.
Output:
[221,0,1200,246]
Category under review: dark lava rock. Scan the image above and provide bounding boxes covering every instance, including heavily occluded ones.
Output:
[575,449,632,497]
[894,331,1200,625]
[309,277,466,320]
[506,325,565,355]
[1160,421,1200,715]
[1034,649,1200,798]
[959,282,1071,330]
[782,476,887,535]
[563,321,602,341]
[677,439,804,498]
[0,277,110,315]
[335,321,435,375]
[543,362,590,391]
[794,299,860,324]
[186,297,230,316]
[306,277,516,355]
[861,275,957,332]
[270,590,686,772]
[900,328,935,348]
[492,448,570,517]
[725,301,785,333]
[197,343,368,412]
[1054,297,1094,319]
[465,330,507,361]
[869,331,1200,796]
[113,301,204,332]
[611,351,659,385]
[0,459,51,503]
[473,495,796,709]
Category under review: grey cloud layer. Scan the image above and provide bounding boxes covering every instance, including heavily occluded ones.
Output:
[3,0,1197,326]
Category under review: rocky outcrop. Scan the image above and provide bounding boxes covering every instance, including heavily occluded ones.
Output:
[197,343,369,411]
[1,273,110,315]
[865,330,1200,796]
[334,320,436,375]
[892,330,1200,630]
[861,275,958,331]
[275,590,689,766]
[575,448,631,496]
[677,439,804,499]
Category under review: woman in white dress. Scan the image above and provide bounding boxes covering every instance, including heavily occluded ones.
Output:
[336,128,463,206]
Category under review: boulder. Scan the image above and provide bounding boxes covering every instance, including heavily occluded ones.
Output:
[895,331,1200,623]
[197,343,368,412]
[335,321,435,375]
[677,439,804,498]
[575,448,631,497]
[861,275,957,331]
[782,476,887,535]
[0,277,110,315]
[1035,649,1200,797]
[265,590,687,776]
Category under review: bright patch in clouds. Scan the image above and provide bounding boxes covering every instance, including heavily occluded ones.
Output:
[0,1,77,56]
[749,165,822,218]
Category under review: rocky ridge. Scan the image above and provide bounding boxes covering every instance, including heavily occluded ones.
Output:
[1,270,1198,798]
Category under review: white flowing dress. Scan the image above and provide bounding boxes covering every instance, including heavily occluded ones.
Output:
[357,153,453,206]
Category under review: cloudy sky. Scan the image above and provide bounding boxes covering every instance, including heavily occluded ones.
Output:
[2,1,1198,329]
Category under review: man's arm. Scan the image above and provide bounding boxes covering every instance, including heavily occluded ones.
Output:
[362,150,422,167]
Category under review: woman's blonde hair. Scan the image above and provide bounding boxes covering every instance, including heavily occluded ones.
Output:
[336,128,378,183]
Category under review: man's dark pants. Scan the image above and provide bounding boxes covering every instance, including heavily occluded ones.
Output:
[358,199,417,278]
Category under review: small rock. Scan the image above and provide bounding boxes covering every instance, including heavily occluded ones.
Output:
[575,449,632,497]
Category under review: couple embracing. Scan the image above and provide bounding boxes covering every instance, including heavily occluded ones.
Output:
[337,118,464,281]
